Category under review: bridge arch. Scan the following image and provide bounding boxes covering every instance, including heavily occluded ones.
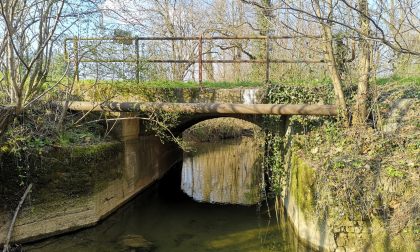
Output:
[171,114,266,135]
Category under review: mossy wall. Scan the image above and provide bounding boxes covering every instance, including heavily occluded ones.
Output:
[283,153,417,252]
[290,155,315,216]
[282,154,336,250]
[0,142,122,207]
[0,136,181,244]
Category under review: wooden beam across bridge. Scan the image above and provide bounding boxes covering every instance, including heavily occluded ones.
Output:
[64,101,338,116]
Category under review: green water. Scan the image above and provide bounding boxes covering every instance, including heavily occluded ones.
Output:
[25,163,310,252]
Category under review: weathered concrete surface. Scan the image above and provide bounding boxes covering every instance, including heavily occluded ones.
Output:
[281,154,417,252]
[0,118,181,244]
[281,155,336,251]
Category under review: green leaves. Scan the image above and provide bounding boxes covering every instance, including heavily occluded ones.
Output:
[385,166,405,178]
[263,132,285,196]
[57,130,98,147]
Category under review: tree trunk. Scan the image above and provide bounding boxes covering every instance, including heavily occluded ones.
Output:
[253,0,273,81]
[314,0,349,125]
[389,0,400,74]
[354,0,371,125]
[0,106,16,140]
[233,46,241,81]
[205,42,215,81]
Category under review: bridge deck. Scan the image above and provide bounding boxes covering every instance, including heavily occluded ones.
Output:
[64,101,338,116]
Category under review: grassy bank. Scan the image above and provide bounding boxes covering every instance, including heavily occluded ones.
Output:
[47,79,263,89]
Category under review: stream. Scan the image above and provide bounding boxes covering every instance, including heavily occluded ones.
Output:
[24,137,311,252]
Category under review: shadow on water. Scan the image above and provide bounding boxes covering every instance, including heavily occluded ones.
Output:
[25,161,310,252]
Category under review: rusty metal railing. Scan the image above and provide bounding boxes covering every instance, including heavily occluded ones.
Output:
[64,35,326,86]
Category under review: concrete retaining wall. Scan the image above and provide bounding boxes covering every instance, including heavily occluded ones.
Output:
[0,118,181,244]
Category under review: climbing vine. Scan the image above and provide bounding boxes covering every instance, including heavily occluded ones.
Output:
[261,83,337,197]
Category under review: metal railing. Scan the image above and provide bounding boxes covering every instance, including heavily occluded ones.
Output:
[64,35,326,85]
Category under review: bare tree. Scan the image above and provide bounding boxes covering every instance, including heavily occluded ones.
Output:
[0,0,103,138]
[0,0,65,137]
[76,0,418,126]
[240,0,419,125]
[312,0,349,123]
[354,0,371,124]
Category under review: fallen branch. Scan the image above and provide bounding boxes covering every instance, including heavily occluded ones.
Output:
[2,183,33,252]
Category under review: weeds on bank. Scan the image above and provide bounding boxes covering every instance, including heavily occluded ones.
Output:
[291,84,419,235]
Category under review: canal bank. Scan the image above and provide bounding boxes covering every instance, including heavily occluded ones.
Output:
[1,84,418,251]
[23,163,309,252]
[0,136,181,244]
[1,87,263,245]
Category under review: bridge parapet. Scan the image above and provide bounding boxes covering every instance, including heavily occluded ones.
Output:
[71,86,263,105]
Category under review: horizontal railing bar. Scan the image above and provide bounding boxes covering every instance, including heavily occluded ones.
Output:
[64,35,322,42]
[78,59,327,64]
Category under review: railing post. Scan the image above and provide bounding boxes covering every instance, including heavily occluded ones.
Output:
[198,34,203,87]
[265,35,270,83]
[64,39,68,62]
[73,37,79,82]
[135,37,140,84]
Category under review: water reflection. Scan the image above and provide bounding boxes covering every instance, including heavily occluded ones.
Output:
[25,164,309,252]
[181,137,263,205]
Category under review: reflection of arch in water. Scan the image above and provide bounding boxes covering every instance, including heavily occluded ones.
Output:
[180,117,265,205]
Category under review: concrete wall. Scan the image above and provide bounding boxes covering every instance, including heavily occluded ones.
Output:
[281,155,336,251]
[281,153,417,252]
[0,118,181,244]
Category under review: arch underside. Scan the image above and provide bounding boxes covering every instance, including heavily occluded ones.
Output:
[171,113,289,135]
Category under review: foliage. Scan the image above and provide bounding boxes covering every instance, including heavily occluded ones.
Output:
[183,118,260,143]
[0,102,112,206]
[261,81,419,242]
[385,166,405,178]
[262,132,285,195]
[261,83,337,196]
[140,109,188,150]
[1,104,106,153]
[57,128,103,147]
[291,83,419,235]
[264,83,335,104]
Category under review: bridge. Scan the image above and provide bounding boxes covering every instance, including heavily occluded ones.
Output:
[65,101,337,133]
[4,34,339,243]
[65,101,337,116]
[64,35,338,133]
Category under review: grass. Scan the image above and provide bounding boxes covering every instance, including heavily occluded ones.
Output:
[46,77,335,90]
[76,79,336,88]
[46,79,263,89]
[43,75,420,92]
[376,75,420,85]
